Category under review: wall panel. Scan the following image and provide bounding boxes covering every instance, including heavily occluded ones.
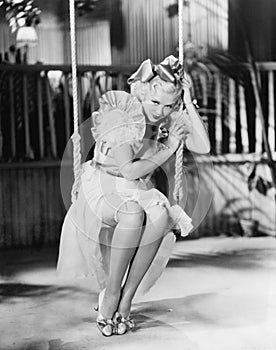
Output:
[112,0,228,64]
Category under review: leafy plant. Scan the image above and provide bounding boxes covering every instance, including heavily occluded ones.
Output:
[0,0,41,32]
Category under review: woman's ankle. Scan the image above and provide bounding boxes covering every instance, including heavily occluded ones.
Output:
[100,289,121,319]
[117,290,134,317]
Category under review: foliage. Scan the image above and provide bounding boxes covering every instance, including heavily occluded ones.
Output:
[0,0,41,32]
[207,50,248,85]
[247,163,272,195]
[75,0,101,16]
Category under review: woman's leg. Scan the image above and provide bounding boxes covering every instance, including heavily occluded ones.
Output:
[99,196,145,320]
[117,204,169,317]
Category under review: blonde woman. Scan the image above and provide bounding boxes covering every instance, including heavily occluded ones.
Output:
[57,55,210,336]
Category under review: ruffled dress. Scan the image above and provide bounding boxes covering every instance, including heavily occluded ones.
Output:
[57,91,193,295]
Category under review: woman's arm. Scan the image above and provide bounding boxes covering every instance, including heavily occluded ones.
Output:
[113,144,173,181]
[182,77,211,154]
[184,101,211,154]
[113,122,184,181]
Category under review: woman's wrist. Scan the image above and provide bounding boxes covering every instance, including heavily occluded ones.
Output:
[184,101,193,106]
[157,143,176,158]
[184,99,199,109]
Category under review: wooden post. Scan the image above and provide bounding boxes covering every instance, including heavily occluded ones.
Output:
[117,72,124,90]
[63,74,71,143]
[78,74,85,153]
[8,75,16,158]
[45,74,57,158]
[37,74,44,159]
[228,78,236,153]
[255,72,263,154]
[215,71,222,154]
[90,71,96,116]
[238,84,249,153]
[268,70,275,151]
[23,73,32,158]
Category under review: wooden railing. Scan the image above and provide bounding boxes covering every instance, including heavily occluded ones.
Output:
[0,62,275,162]
[0,155,275,248]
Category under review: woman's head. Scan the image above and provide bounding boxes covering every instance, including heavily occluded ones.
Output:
[128,56,184,124]
[131,76,182,124]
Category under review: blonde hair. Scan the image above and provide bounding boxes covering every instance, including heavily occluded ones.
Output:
[130,76,182,103]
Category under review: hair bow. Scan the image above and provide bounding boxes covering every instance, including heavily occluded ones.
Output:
[128,55,184,85]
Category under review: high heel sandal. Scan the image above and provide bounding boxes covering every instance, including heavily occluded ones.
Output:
[113,312,135,335]
[95,289,116,337]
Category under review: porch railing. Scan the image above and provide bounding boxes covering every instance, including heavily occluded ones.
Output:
[0,62,275,162]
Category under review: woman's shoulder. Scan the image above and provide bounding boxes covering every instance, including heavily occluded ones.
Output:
[91,90,146,154]
[98,90,142,112]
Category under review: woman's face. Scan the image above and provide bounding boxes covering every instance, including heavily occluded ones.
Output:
[142,85,180,124]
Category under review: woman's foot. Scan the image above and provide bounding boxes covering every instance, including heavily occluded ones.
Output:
[113,312,135,335]
[115,292,135,334]
[96,318,115,337]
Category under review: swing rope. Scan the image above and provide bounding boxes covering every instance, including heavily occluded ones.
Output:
[173,0,185,203]
[69,0,82,203]
[68,0,185,204]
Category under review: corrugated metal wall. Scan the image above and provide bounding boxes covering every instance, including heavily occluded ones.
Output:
[0,164,66,247]
[111,0,228,64]
[1,0,228,65]
[64,20,112,65]
[0,12,111,65]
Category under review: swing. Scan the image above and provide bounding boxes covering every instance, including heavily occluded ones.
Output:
[68,0,185,206]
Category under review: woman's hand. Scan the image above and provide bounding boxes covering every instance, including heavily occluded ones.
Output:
[181,72,193,105]
[166,122,187,151]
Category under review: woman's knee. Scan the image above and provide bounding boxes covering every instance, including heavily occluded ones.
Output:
[116,201,144,228]
[148,204,169,225]
[144,204,169,237]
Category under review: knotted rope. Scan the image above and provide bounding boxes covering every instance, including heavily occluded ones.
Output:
[69,0,82,203]
[173,0,185,203]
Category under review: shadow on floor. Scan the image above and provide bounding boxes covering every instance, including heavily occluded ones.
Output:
[0,282,85,302]
[168,247,276,270]
[132,292,267,328]
[8,292,268,350]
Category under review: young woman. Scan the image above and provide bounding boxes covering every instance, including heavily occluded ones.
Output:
[57,55,210,336]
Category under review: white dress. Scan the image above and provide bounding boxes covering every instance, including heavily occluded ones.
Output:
[57,91,193,294]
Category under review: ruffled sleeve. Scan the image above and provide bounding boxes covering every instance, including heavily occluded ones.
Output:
[91,91,146,154]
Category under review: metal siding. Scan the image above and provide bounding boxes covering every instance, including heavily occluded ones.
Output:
[111,0,228,64]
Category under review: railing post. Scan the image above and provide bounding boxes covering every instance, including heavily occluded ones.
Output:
[90,71,96,116]
[255,74,263,154]
[45,73,57,158]
[63,73,72,157]
[268,70,275,151]
[117,72,124,90]
[8,75,16,158]
[23,73,32,158]
[215,71,222,154]
[37,73,44,159]
[228,78,236,153]
[238,84,249,153]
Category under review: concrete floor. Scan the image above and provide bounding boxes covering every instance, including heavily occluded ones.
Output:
[1,236,276,350]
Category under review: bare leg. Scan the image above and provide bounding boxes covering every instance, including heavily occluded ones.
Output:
[99,198,145,320]
[117,205,169,317]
